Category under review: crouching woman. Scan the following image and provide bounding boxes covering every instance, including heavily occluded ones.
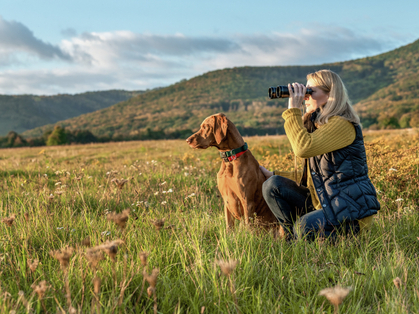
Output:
[260,69,380,240]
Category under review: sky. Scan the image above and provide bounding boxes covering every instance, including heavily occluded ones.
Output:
[0,0,418,95]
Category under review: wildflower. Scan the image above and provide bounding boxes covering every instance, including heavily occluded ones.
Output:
[101,231,111,236]
[393,277,402,289]
[144,268,159,288]
[151,219,165,231]
[161,201,167,205]
[168,189,173,193]
[81,237,91,247]
[55,182,61,186]
[31,281,50,299]
[50,246,74,269]
[154,192,159,195]
[395,198,404,202]
[28,259,39,273]
[107,209,130,229]
[184,172,189,176]
[139,252,149,267]
[112,178,129,189]
[216,259,238,276]
[2,214,16,227]
[319,286,352,314]
[389,168,397,171]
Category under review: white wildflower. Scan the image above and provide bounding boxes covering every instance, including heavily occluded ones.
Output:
[154,192,159,195]
[161,201,167,205]
[395,198,404,202]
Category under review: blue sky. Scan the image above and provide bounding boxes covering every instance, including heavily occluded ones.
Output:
[0,0,418,95]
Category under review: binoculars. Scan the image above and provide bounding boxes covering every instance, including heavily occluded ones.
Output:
[268,85,313,99]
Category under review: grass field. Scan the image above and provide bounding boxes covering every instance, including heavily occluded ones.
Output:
[0,128,418,313]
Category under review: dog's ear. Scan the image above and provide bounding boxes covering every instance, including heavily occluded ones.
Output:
[213,113,228,144]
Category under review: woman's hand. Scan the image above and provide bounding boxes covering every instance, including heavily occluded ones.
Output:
[288,82,307,109]
[259,166,273,178]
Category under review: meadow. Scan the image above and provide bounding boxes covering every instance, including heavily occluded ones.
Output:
[0,128,418,313]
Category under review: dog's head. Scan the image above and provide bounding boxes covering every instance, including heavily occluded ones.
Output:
[186,113,229,149]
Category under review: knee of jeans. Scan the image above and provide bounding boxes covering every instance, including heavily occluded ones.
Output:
[294,216,324,237]
[262,176,280,199]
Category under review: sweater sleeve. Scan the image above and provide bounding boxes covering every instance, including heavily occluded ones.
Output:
[282,108,356,158]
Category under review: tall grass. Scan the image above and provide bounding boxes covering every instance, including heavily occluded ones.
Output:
[0,129,418,313]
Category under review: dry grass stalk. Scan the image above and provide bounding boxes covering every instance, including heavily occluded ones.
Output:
[319,285,352,314]
[92,276,101,314]
[2,214,16,227]
[27,258,39,273]
[17,290,29,312]
[216,259,240,314]
[393,277,402,289]
[49,246,74,270]
[151,219,165,231]
[111,178,129,190]
[107,209,130,230]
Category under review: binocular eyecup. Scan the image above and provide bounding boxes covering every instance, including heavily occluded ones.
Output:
[269,85,313,99]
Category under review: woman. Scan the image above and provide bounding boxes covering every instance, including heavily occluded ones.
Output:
[260,69,380,240]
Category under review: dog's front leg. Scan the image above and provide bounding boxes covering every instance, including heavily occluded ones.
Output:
[224,201,234,231]
[242,199,256,225]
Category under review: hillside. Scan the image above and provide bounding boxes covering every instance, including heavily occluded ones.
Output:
[0,90,144,136]
[22,39,419,139]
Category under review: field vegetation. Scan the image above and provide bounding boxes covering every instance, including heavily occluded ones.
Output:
[0,128,418,313]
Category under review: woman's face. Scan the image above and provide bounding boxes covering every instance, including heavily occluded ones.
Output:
[304,78,329,113]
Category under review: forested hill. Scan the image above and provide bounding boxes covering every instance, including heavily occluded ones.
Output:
[0,90,143,136]
[23,39,419,140]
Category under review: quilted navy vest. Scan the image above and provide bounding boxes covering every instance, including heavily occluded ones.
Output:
[308,123,380,225]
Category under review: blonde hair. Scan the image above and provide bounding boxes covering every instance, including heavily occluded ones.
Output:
[307,70,360,126]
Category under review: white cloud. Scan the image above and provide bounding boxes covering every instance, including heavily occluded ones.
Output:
[0,17,405,95]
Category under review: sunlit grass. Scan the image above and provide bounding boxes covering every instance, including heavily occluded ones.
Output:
[0,129,418,313]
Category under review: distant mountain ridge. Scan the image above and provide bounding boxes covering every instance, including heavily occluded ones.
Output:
[0,90,144,136]
[22,38,419,139]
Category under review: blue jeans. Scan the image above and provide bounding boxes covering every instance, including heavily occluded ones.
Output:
[262,175,360,240]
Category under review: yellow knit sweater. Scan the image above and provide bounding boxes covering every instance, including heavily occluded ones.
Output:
[274,108,374,231]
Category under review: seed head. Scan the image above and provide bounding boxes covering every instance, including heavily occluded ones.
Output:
[393,277,402,289]
[49,246,74,269]
[28,259,39,273]
[31,280,50,299]
[216,259,238,276]
[139,252,149,267]
[144,268,159,288]
[151,219,165,231]
[97,239,124,262]
[319,285,352,308]
[107,209,130,229]
[85,247,104,269]
[2,214,16,227]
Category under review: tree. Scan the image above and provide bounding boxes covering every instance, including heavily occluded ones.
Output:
[47,126,68,146]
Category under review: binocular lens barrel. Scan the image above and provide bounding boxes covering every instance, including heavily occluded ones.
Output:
[268,85,313,99]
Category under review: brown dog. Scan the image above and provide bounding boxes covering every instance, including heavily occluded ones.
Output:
[186,113,283,234]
